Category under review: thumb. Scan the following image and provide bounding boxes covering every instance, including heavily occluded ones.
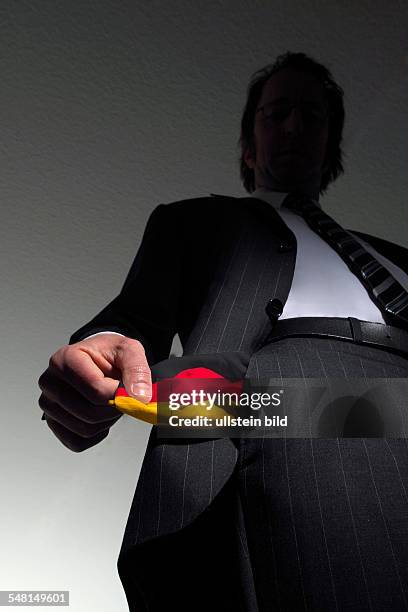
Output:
[115,338,152,404]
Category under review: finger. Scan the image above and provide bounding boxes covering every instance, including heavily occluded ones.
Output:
[39,394,120,437]
[45,417,110,453]
[47,347,121,404]
[38,370,121,423]
[114,339,152,403]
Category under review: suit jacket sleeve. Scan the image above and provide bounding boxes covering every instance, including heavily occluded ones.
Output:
[68,204,181,365]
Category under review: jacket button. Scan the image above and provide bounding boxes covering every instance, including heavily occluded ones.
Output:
[265,298,284,322]
[278,240,294,252]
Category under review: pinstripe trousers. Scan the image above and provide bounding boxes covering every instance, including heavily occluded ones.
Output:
[234,336,408,612]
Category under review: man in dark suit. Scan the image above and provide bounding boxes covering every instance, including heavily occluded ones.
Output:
[38,52,408,611]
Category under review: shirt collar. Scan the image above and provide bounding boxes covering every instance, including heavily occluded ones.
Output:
[251,188,322,210]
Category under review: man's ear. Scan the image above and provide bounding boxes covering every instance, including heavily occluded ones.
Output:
[243,145,256,169]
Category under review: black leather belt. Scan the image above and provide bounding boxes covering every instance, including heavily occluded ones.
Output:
[263,316,408,358]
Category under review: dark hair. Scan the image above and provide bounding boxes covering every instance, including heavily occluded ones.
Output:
[238,51,345,195]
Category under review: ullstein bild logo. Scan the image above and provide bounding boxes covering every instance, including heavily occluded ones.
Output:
[166,413,288,428]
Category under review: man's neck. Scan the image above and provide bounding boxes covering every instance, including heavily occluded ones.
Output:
[254,171,321,201]
[256,183,320,201]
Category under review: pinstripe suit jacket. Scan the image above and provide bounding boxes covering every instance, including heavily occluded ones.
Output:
[69,194,408,604]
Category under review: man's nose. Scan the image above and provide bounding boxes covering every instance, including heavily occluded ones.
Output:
[283,106,303,135]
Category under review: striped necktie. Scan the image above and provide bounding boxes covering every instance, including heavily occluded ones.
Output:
[282,193,408,328]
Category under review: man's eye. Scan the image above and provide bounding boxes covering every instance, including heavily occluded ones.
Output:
[264,108,289,121]
[303,109,320,120]
[263,106,325,123]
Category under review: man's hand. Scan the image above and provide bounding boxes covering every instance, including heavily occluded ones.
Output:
[38,334,152,452]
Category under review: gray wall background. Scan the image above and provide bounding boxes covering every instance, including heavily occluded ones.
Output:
[1,1,407,610]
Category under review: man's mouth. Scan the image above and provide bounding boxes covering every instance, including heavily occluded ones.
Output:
[279,149,302,156]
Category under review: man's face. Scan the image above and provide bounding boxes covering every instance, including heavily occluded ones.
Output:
[244,68,330,193]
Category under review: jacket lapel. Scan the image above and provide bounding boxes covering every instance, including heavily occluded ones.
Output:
[183,195,297,355]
